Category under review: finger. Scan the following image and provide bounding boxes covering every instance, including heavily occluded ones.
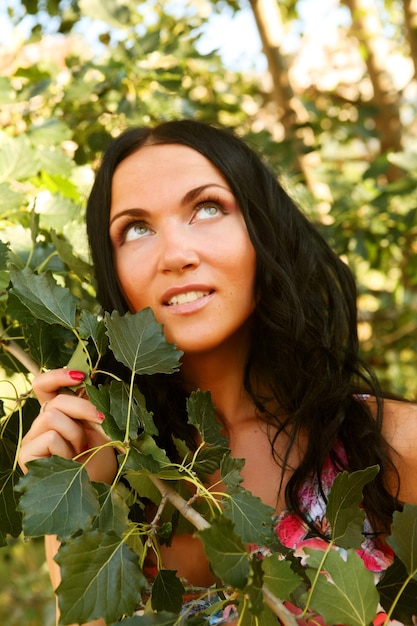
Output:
[18,431,76,473]
[40,393,105,426]
[32,368,87,404]
[23,410,88,455]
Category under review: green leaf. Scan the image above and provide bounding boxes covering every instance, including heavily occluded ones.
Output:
[85,384,125,442]
[246,556,264,614]
[65,338,91,382]
[377,556,417,622]
[222,489,275,545]
[262,554,302,601]
[79,310,108,356]
[387,504,417,577]
[56,529,146,624]
[108,381,157,439]
[9,266,77,329]
[0,438,23,540]
[305,548,379,626]
[326,466,379,548]
[221,453,245,489]
[50,230,92,278]
[15,456,100,538]
[190,446,229,479]
[92,482,131,536]
[197,516,249,589]
[187,390,229,447]
[0,134,39,182]
[105,308,182,375]
[151,569,185,613]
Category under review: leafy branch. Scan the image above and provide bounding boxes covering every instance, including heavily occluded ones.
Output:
[1,252,417,625]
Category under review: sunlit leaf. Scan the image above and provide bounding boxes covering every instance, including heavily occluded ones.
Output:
[198,516,249,589]
[387,504,417,577]
[187,390,228,447]
[222,488,275,545]
[105,309,182,375]
[152,569,185,613]
[0,134,38,182]
[50,230,92,277]
[305,548,379,626]
[15,456,99,538]
[9,266,77,329]
[56,529,145,624]
[326,466,379,548]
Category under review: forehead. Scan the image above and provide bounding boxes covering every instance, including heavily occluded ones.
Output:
[113,143,224,184]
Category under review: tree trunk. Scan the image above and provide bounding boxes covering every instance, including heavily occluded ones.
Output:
[248,0,333,204]
[341,0,403,179]
[403,0,417,79]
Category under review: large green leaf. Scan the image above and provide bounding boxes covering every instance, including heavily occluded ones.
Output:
[9,266,77,329]
[105,309,182,375]
[326,466,379,549]
[222,488,275,546]
[197,516,249,589]
[305,548,379,626]
[387,504,417,577]
[187,389,229,447]
[56,529,145,624]
[151,570,185,613]
[15,456,100,539]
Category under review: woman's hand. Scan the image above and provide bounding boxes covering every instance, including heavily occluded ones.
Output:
[19,368,117,484]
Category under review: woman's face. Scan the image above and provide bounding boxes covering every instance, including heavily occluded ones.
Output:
[109,143,257,356]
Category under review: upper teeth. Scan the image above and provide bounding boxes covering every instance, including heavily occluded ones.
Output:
[167,291,210,306]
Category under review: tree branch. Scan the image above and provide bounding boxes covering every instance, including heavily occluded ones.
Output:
[148,474,298,626]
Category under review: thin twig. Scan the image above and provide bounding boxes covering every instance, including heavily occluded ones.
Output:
[0,337,40,376]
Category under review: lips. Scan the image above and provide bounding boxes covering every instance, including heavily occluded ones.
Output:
[166,290,212,306]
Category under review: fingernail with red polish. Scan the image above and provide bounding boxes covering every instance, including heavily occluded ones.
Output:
[96,411,105,422]
[81,444,89,453]
[68,370,86,381]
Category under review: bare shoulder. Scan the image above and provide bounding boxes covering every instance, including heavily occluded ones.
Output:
[367,397,417,503]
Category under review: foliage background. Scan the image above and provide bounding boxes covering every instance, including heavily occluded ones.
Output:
[0,0,416,623]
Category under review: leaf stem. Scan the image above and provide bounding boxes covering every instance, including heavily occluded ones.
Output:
[300,541,334,617]
[382,567,417,626]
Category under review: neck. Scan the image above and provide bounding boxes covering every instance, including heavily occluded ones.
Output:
[180,335,257,429]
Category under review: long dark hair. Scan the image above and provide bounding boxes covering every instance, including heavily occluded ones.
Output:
[86,119,399,534]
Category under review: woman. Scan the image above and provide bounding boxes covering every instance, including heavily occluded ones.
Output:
[19,120,417,625]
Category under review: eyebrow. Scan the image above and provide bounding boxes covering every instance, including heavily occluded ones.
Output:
[109,183,231,226]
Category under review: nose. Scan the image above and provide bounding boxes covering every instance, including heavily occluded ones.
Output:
[157,224,200,273]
